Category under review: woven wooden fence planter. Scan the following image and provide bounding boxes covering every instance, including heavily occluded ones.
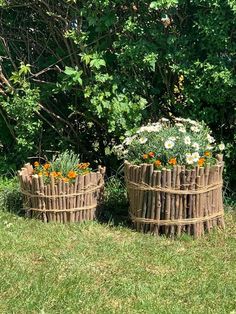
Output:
[18,163,106,223]
[124,156,225,238]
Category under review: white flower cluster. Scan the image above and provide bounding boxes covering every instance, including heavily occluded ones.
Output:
[185,152,200,165]
[136,122,162,134]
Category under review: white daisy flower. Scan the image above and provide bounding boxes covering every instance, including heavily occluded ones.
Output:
[123,137,133,145]
[186,153,194,165]
[192,142,200,151]
[206,144,213,150]
[184,136,191,145]
[164,140,175,149]
[169,136,176,141]
[139,137,148,144]
[207,134,215,143]
[192,152,200,162]
[191,125,200,133]
[219,143,225,151]
[179,127,186,133]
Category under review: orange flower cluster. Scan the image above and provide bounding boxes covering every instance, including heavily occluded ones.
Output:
[33,161,91,183]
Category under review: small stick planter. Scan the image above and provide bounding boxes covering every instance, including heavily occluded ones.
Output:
[18,163,106,223]
[124,156,224,238]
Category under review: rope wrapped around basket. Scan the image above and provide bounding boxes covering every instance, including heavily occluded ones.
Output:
[21,181,104,213]
[127,179,224,226]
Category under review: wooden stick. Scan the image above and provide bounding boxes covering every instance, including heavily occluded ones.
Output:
[190,169,197,238]
[155,170,162,236]
[170,166,177,236]
[145,164,154,233]
[140,164,148,233]
[161,168,167,235]
[175,167,181,236]
[165,169,171,236]
[150,171,157,235]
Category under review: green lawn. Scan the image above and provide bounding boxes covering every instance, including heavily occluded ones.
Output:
[0,209,236,314]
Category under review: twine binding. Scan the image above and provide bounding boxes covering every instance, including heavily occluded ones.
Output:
[127,180,223,195]
[20,181,104,199]
[130,210,224,226]
[24,204,97,213]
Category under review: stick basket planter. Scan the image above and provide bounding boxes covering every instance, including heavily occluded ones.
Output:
[124,156,225,238]
[18,163,106,223]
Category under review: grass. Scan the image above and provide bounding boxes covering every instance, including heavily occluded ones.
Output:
[0,208,236,314]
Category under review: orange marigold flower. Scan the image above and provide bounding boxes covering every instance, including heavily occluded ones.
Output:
[168,158,177,165]
[204,151,211,157]
[143,154,148,160]
[57,172,62,177]
[198,157,205,167]
[34,161,40,167]
[62,177,69,183]
[148,152,155,158]
[67,170,77,179]
[50,171,58,177]
[44,171,49,177]
[154,160,162,167]
[43,163,50,170]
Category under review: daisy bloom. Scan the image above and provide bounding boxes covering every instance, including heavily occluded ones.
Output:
[179,127,186,133]
[206,144,213,150]
[186,153,194,165]
[207,134,215,143]
[192,142,200,151]
[190,126,200,133]
[164,140,175,149]
[192,152,200,162]
[219,143,225,151]
[139,137,148,144]
[184,136,191,145]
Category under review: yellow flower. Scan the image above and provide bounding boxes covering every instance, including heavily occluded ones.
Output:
[34,161,40,167]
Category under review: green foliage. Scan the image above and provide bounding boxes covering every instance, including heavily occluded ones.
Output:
[0,0,235,188]
[102,176,128,223]
[0,177,22,214]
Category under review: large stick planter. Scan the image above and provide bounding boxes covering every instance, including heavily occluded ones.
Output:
[19,164,106,223]
[124,157,224,238]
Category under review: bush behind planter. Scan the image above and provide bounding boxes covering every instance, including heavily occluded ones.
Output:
[124,157,225,238]
[19,164,105,223]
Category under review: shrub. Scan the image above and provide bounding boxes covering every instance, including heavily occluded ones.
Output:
[0,177,22,214]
